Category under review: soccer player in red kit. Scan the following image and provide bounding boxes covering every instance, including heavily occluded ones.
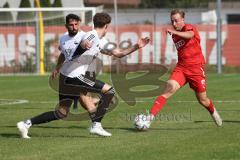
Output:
[146,9,222,127]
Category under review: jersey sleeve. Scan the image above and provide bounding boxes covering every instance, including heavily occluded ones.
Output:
[82,31,96,42]
[184,24,194,31]
[58,41,62,51]
[99,37,109,50]
[58,38,64,54]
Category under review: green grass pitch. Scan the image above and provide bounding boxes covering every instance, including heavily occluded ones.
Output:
[0,73,240,160]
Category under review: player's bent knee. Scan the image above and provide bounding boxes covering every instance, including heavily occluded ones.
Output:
[86,102,97,112]
[102,83,113,93]
[55,108,69,119]
[165,80,180,95]
[168,80,180,88]
[105,87,115,95]
[161,81,180,99]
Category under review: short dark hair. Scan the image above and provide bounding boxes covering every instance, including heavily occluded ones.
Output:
[66,14,81,24]
[93,12,111,28]
[170,9,185,18]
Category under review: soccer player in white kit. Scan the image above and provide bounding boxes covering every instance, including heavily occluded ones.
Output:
[17,13,150,138]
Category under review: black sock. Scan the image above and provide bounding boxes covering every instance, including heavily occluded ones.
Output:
[73,97,78,110]
[30,111,59,125]
[88,111,98,122]
[93,89,115,122]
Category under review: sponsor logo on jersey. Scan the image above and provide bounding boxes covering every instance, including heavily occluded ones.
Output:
[175,40,185,49]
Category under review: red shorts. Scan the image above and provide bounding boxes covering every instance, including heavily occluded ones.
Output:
[169,64,206,92]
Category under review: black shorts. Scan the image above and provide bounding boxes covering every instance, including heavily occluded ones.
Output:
[59,74,105,101]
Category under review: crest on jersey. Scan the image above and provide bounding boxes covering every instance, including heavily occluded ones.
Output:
[65,49,72,55]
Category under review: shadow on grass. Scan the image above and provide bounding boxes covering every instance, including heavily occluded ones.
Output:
[3,124,206,137]
[104,126,204,132]
[0,132,106,139]
[219,110,240,112]
[0,133,19,138]
[223,120,240,123]
[4,125,87,129]
[0,133,103,139]
[1,126,112,139]
[29,134,99,138]
[194,120,240,124]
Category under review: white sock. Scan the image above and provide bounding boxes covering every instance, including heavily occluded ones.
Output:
[24,119,32,128]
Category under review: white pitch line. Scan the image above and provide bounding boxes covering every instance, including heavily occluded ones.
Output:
[0,99,29,105]
[1,99,240,106]
[27,100,240,103]
[120,100,240,103]
[171,100,240,103]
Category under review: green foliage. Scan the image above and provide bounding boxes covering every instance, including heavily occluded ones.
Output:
[139,0,214,8]
[48,0,65,26]
[44,37,59,72]
[37,0,54,25]
[0,2,13,22]
[39,0,52,7]
[33,0,64,26]
[17,0,35,22]
[52,0,63,7]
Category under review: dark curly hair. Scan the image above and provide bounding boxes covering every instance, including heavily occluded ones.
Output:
[66,14,81,24]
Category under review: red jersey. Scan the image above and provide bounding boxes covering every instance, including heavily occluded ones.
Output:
[172,24,205,66]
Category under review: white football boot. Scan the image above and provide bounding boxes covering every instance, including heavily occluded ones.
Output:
[89,122,112,137]
[17,120,31,139]
[211,108,223,127]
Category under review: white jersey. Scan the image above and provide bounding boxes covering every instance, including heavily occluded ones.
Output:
[59,31,85,77]
[59,31,86,61]
[60,29,108,78]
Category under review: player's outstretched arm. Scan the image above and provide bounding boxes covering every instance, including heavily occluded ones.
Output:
[80,39,92,49]
[51,53,65,80]
[103,37,150,58]
[167,29,194,39]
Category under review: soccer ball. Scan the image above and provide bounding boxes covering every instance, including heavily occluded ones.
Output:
[134,114,150,131]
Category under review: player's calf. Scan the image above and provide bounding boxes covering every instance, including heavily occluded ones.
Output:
[199,98,223,127]
[93,87,115,122]
[17,109,69,139]
[88,87,115,136]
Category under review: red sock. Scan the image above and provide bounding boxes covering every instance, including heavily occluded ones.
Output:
[150,96,167,116]
[206,100,215,114]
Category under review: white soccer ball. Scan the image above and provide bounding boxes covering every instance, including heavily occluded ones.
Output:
[134,114,150,131]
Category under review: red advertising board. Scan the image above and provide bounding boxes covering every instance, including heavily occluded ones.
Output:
[0,24,239,68]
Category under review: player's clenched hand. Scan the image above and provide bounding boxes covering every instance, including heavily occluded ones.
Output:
[51,69,59,80]
[137,37,150,48]
[81,39,92,49]
[166,29,176,35]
